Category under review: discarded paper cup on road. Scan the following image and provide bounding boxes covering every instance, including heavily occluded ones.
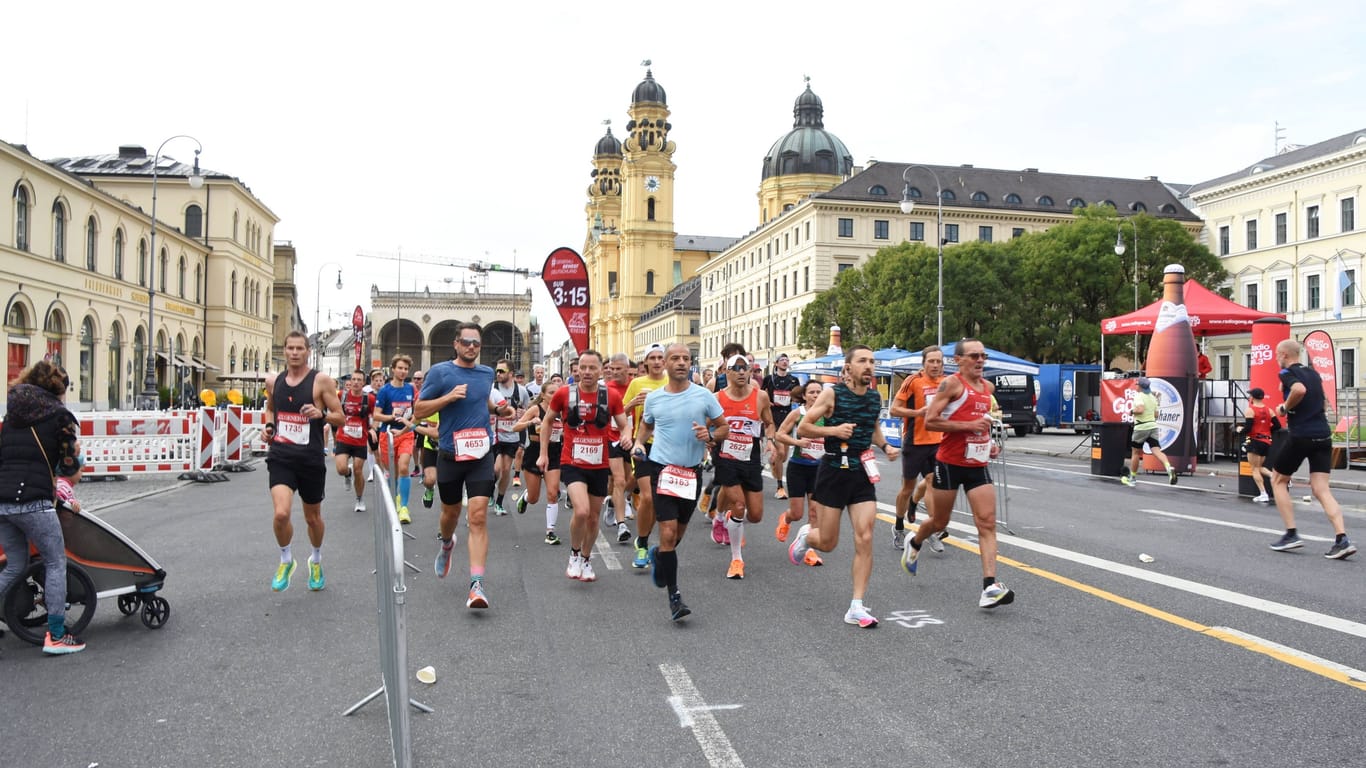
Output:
[416,666,437,684]
[1138,553,1155,563]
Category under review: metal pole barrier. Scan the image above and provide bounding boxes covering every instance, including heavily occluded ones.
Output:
[342,462,432,768]
[386,430,418,545]
[992,418,1013,535]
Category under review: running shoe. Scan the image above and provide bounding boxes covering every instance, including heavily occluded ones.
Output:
[711,513,727,545]
[617,521,632,544]
[901,539,921,576]
[307,559,325,591]
[699,488,713,516]
[775,486,788,500]
[803,550,824,567]
[435,537,457,578]
[343,471,352,491]
[567,554,583,580]
[493,502,508,516]
[271,559,297,592]
[544,529,561,546]
[633,546,649,569]
[927,531,945,554]
[517,496,528,514]
[843,606,879,628]
[1325,539,1358,560]
[580,557,597,582]
[774,514,790,542]
[979,582,1015,608]
[625,505,635,521]
[513,473,522,487]
[669,591,691,622]
[1168,468,1178,485]
[423,487,435,508]
[398,506,411,525]
[43,631,86,655]
[1252,493,1270,503]
[1120,473,1136,487]
[726,559,745,580]
[649,546,665,588]
[1269,532,1304,551]
[788,524,811,565]
[892,528,907,551]
[601,498,615,527]
[354,498,366,513]
[466,580,489,609]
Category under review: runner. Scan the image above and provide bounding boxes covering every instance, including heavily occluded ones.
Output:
[636,343,729,621]
[263,330,344,592]
[902,338,1016,609]
[1236,387,1278,503]
[624,344,669,568]
[762,353,801,500]
[511,381,556,524]
[1120,377,1176,487]
[712,354,776,580]
[491,360,528,516]
[788,345,899,628]
[889,345,947,551]
[772,380,825,566]
[364,369,384,395]
[539,374,567,544]
[412,370,440,510]
[538,351,630,583]
[373,354,418,524]
[333,370,374,513]
[604,352,636,543]
[527,364,546,399]
[415,323,514,609]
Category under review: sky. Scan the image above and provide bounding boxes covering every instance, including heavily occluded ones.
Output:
[7,1,1366,355]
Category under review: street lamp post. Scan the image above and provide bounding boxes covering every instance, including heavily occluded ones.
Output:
[139,136,203,411]
[900,164,945,347]
[314,263,343,366]
[1114,220,1139,366]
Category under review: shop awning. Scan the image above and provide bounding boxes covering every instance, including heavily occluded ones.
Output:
[192,356,221,371]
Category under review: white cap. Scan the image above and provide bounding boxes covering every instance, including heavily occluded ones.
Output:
[726,354,747,370]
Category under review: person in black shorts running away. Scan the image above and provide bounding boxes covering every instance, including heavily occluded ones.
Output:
[1267,339,1357,559]
[788,345,900,628]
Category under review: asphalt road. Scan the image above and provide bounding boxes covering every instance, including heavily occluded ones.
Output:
[3,434,1363,767]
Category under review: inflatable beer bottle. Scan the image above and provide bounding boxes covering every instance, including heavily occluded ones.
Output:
[1143,264,1199,474]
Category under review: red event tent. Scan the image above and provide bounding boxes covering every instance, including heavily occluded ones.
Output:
[1101,280,1284,337]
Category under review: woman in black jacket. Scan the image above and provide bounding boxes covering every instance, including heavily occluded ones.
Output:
[0,360,86,654]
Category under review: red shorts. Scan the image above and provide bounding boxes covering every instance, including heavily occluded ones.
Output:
[379,430,416,459]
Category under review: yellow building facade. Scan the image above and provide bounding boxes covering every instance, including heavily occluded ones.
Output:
[1187,129,1366,385]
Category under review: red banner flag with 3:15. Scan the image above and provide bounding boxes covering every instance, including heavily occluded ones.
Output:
[541,247,590,354]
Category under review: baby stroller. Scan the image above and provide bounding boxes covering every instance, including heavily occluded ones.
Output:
[0,506,170,645]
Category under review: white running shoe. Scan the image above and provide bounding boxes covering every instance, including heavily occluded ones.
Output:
[1252,493,1270,503]
[843,606,879,628]
[566,554,583,580]
[979,581,1015,608]
[354,498,366,513]
[579,557,597,582]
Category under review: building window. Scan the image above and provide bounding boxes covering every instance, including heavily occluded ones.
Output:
[1343,198,1356,232]
[837,263,853,274]
[78,317,95,402]
[1218,354,1230,380]
[52,201,66,262]
[1005,193,1023,205]
[1343,348,1357,388]
[113,229,125,279]
[13,183,30,251]
[910,222,925,241]
[979,226,992,243]
[1275,279,1288,313]
[608,271,618,298]
[195,263,201,303]
[138,239,147,286]
[944,224,960,243]
[1067,197,1085,209]
[231,271,238,307]
[84,216,98,271]
[1346,270,1356,307]
[873,220,889,240]
[941,190,956,202]
[1037,195,1054,206]
[1012,227,1025,239]
[804,266,809,292]
[1246,219,1257,251]
[971,191,989,203]
[838,218,854,238]
[159,249,168,293]
[1219,225,1230,256]
[1307,205,1320,239]
[1275,212,1287,244]
[689,319,699,335]
[647,197,656,221]
[646,270,655,295]
[1308,274,1321,310]
[185,204,203,239]
[1246,283,1259,310]
[178,256,187,297]
[673,260,682,287]
[805,222,810,240]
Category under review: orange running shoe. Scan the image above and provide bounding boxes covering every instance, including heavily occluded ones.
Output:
[803,550,824,567]
[774,513,790,542]
[726,559,745,579]
[774,486,788,500]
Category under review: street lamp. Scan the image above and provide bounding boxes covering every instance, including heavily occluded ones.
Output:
[901,164,945,347]
[1114,220,1139,365]
[314,263,343,365]
[139,136,203,410]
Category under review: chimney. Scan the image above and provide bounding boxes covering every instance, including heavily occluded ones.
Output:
[118,145,147,158]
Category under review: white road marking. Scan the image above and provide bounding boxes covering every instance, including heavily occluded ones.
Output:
[594,532,623,570]
[659,663,745,768]
[1138,508,1334,542]
[1213,627,1366,683]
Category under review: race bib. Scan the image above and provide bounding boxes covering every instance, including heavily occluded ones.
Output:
[453,428,490,461]
[860,449,880,483]
[965,436,990,464]
[773,390,791,407]
[719,432,753,462]
[495,418,516,433]
[800,440,825,461]
[549,426,564,443]
[342,423,364,439]
[657,465,698,500]
[570,435,605,466]
[276,412,309,445]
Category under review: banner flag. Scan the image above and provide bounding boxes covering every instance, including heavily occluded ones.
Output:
[1303,330,1338,414]
[352,306,365,372]
[541,247,591,355]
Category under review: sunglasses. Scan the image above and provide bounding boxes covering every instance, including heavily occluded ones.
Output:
[962,352,990,361]
[496,369,509,374]
[412,377,424,382]
[457,338,482,347]
[728,363,748,372]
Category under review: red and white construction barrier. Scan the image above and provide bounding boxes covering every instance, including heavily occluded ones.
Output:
[79,412,197,476]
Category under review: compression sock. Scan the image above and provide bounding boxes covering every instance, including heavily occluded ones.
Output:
[399,476,411,507]
[657,549,679,593]
[895,516,905,531]
[726,514,744,560]
[546,502,559,530]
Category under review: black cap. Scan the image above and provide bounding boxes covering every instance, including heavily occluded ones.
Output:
[1249,387,1265,400]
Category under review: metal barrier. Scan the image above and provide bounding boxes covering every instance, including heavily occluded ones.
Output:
[342,461,432,766]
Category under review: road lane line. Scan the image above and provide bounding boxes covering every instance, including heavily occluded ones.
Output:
[594,532,623,570]
[1210,627,1366,684]
[1139,508,1334,542]
[659,663,745,768]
